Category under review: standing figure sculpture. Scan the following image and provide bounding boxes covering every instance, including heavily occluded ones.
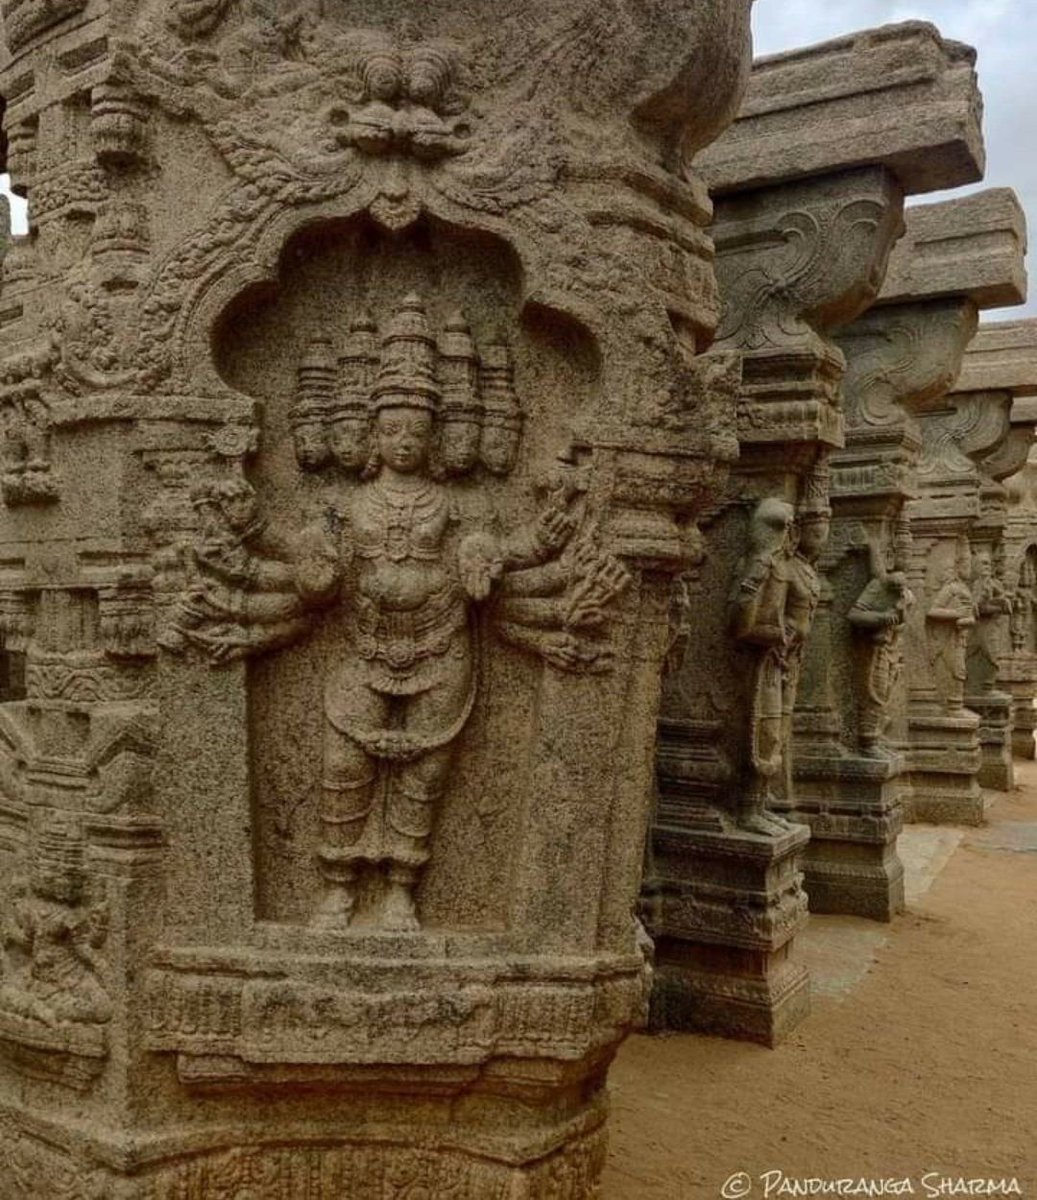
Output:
[848,521,915,757]
[782,463,832,793]
[1011,553,1037,652]
[968,544,1013,691]
[926,535,977,714]
[317,312,578,931]
[162,295,630,931]
[730,496,797,835]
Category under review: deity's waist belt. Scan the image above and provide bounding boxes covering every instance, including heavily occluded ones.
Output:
[355,585,465,671]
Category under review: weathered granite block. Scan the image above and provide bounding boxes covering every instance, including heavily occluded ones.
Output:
[0,1,754,1192]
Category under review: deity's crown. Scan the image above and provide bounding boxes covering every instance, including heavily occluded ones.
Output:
[370,293,441,415]
[800,459,832,518]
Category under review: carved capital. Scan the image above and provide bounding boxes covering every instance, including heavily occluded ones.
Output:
[830,300,978,505]
[712,167,903,450]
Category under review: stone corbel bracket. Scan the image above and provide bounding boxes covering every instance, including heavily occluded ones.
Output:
[952,321,1037,516]
[702,21,988,470]
[711,167,903,457]
[834,189,1027,512]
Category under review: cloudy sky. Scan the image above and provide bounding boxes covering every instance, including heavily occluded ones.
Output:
[2,1,1032,314]
[754,0,1036,318]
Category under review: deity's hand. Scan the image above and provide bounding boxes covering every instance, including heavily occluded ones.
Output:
[459,533,503,601]
[539,631,585,671]
[197,627,254,665]
[536,506,577,555]
[195,538,252,586]
[293,521,341,603]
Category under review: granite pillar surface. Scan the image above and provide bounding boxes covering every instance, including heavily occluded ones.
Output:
[0,1,754,1192]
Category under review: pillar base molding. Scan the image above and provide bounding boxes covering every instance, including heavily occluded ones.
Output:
[784,751,906,921]
[646,822,810,1046]
[903,712,985,825]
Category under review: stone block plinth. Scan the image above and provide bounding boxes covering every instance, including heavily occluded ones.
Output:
[647,821,810,1047]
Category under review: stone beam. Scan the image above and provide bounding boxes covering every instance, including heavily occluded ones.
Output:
[698,22,984,198]
[878,189,1027,310]
[954,319,1037,396]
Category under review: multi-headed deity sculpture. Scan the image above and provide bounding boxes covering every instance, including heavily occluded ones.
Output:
[162,294,630,930]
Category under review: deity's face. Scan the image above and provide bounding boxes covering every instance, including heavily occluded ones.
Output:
[220,487,258,533]
[376,406,433,475]
[797,515,831,561]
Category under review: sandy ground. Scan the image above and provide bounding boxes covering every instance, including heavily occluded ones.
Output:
[605,761,1037,1200]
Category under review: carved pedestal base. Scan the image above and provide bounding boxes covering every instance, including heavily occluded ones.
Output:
[784,753,906,922]
[967,691,1015,792]
[1013,701,1037,759]
[1001,658,1037,758]
[1,933,643,1199]
[646,823,810,1046]
[903,712,985,825]
[0,1101,609,1199]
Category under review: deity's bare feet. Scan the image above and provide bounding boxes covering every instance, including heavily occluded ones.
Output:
[381,881,420,933]
[741,809,797,837]
[740,812,779,837]
[310,884,356,930]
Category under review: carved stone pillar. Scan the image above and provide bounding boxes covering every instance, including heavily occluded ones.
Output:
[790,188,1025,918]
[952,323,1037,789]
[904,322,1036,823]
[0,2,753,1193]
[647,21,982,1043]
[1002,442,1037,759]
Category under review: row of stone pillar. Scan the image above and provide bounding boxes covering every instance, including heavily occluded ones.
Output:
[647,25,1037,1046]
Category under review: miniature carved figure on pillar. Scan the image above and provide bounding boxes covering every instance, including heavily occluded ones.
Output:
[849,521,915,758]
[926,536,978,716]
[730,497,797,836]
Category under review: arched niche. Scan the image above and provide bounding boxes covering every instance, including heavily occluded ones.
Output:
[204,210,602,930]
